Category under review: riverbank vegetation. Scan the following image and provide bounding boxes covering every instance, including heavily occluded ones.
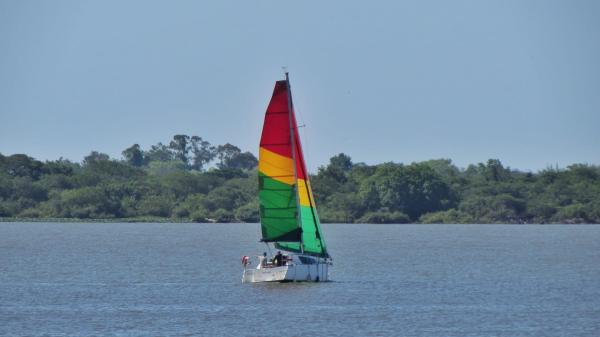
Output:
[1,135,599,223]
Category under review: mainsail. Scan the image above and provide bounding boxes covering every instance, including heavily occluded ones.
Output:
[258,74,328,258]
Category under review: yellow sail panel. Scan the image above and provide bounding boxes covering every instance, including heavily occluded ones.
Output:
[297,179,315,207]
[258,147,295,186]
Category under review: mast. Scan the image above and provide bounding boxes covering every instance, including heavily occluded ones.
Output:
[285,72,304,253]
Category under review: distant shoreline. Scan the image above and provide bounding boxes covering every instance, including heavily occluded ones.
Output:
[1,217,598,225]
[0,217,194,223]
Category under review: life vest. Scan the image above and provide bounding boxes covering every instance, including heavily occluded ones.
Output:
[241,255,249,266]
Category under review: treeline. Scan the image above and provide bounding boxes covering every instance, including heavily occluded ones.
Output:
[313,155,600,224]
[1,136,599,223]
[0,135,258,222]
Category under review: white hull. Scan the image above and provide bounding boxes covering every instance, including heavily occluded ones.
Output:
[242,255,330,283]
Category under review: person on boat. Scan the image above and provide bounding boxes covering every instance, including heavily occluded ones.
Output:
[261,252,268,267]
[274,251,283,267]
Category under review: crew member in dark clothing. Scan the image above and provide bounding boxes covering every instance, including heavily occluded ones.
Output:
[274,251,283,267]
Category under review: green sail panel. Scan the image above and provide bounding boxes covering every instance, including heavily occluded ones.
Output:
[299,204,327,256]
[276,205,328,257]
[258,173,300,242]
[275,176,328,257]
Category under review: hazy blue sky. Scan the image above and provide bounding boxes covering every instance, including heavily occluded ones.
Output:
[1,0,599,172]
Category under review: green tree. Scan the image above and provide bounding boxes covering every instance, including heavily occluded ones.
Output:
[312,154,354,200]
[159,171,213,198]
[137,195,175,217]
[190,136,216,171]
[357,211,410,224]
[122,144,144,167]
[235,199,259,222]
[0,154,45,179]
[364,162,457,220]
[146,160,186,176]
[169,135,191,166]
[215,144,257,170]
[83,151,110,166]
[216,143,240,169]
[320,153,353,183]
[226,152,258,170]
[144,143,174,164]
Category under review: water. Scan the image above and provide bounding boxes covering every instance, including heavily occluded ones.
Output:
[1,223,599,337]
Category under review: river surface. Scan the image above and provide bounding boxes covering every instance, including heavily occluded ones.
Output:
[1,222,599,336]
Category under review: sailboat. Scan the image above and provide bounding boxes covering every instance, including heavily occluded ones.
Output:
[242,73,331,283]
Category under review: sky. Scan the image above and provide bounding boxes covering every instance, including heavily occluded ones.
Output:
[1,0,599,172]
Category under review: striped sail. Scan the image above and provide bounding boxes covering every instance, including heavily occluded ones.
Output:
[258,76,328,258]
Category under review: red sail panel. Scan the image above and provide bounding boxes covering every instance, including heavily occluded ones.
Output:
[260,80,293,159]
